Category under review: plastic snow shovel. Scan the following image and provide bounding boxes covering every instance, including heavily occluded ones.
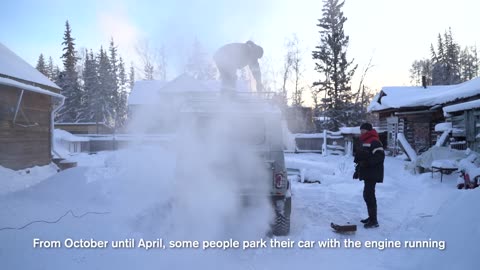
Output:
[331,222,357,233]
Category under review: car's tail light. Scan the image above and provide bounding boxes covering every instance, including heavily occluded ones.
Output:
[274,173,284,188]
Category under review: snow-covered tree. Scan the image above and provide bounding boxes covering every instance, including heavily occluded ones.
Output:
[80,50,99,122]
[413,28,476,86]
[128,63,135,90]
[115,57,128,128]
[96,47,116,127]
[312,0,357,131]
[56,20,83,123]
[185,38,217,80]
[52,65,61,84]
[35,54,48,77]
[109,38,119,90]
[431,29,461,85]
[409,59,432,86]
[47,56,55,81]
[460,46,479,81]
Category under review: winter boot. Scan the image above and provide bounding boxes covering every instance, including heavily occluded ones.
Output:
[360,217,370,224]
[364,220,379,228]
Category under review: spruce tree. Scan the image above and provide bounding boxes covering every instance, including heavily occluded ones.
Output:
[460,46,478,81]
[36,54,48,77]
[312,0,357,131]
[109,38,119,88]
[116,57,128,128]
[129,63,135,90]
[409,59,432,86]
[431,29,461,85]
[108,38,122,129]
[47,56,55,81]
[81,50,99,122]
[56,20,82,122]
[96,47,116,127]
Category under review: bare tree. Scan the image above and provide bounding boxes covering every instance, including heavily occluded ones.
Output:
[282,40,294,101]
[260,55,279,93]
[354,55,374,104]
[282,34,305,106]
[135,39,167,80]
[290,36,304,106]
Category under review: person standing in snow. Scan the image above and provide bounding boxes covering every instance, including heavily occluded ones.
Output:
[353,122,385,228]
[213,41,264,92]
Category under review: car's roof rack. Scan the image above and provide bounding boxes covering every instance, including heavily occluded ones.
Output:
[179,91,282,113]
[183,91,278,103]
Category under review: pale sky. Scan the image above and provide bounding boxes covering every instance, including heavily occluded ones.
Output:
[1,0,479,105]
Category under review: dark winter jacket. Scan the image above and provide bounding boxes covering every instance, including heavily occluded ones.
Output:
[354,129,385,183]
[213,41,263,86]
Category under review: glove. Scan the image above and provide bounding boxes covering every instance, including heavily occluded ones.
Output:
[353,171,359,179]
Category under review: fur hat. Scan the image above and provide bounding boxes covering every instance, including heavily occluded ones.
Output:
[246,40,263,59]
[360,122,373,131]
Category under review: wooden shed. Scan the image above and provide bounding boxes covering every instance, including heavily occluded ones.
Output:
[443,99,480,152]
[369,77,480,155]
[54,122,113,135]
[0,42,64,170]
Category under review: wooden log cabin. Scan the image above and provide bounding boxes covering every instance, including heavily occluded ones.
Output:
[0,43,64,170]
[368,77,480,155]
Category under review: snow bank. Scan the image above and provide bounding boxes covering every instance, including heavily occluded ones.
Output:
[457,153,480,178]
[413,188,480,270]
[0,164,58,195]
[415,146,466,169]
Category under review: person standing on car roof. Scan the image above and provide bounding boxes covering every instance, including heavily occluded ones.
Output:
[213,41,264,92]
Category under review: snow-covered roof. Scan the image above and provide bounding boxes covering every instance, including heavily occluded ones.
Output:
[339,127,361,135]
[127,80,167,105]
[128,74,252,105]
[0,42,60,90]
[54,129,89,142]
[443,99,480,114]
[160,74,216,92]
[0,77,63,99]
[368,77,480,112]
[435,122,452,132]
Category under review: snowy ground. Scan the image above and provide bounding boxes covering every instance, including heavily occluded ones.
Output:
[0,149,478,270]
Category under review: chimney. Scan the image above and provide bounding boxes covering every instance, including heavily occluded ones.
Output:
[422,75,427,89]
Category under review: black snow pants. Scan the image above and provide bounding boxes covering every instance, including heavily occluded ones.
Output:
[363,179,377,222]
